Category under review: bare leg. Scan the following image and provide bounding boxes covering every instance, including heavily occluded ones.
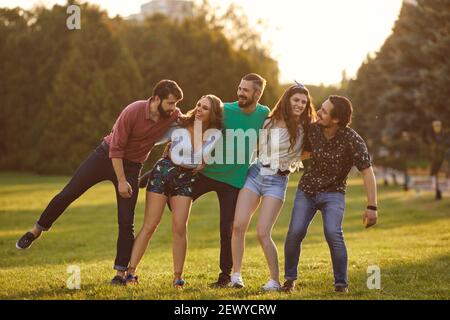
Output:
[128,192,167,273]
[256,196,284,283]
[231,188,261,274]
[169,196,193,281]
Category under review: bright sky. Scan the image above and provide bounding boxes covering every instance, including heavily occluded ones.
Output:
[1,0,404,85]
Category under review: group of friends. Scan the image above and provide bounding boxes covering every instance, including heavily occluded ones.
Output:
[16,73,378,293]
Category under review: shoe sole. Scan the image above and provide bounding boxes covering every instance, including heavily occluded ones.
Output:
[262,287,281,291]
[15,242,30,250]
[230,283,244,289]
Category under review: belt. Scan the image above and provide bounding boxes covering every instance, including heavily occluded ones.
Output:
[261,164,290,176]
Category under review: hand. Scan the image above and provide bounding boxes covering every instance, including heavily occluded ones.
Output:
[363,209,378,228]
[118,180,133,198]
[193,163,206,174]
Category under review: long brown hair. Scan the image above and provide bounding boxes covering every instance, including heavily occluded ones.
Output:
[180,94,223,131]
[266,85,317,150]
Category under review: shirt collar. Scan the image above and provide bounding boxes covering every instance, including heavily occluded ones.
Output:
[319,125,346,143]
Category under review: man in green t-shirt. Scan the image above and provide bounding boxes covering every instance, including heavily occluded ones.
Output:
[138,73,269,287]
[193,73,270,287]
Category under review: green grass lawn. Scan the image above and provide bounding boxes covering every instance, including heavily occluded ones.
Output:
[0,171,449,300]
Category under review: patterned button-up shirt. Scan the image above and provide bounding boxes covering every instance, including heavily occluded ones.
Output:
[299,123,372,195]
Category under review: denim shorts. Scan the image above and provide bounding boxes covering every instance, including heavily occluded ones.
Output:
[243,162,289,201]
[146,157,197,197]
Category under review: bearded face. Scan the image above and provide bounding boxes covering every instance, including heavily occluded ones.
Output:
[237,80,260,109]
[158,102,171,118]
[156,94,179,119]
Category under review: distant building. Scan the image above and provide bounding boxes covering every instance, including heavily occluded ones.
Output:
[128,0,194,22]
[403,0,418,6]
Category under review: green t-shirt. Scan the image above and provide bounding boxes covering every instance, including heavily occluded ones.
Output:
[201,101,270,188]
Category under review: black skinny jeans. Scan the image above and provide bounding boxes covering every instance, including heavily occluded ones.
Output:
[36,142,142,271]
[191,174,240,277]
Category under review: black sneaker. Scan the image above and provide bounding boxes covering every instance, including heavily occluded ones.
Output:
[16,232,38,250]
[281,280,295,293]
[335,285,349,293]
[209,274,231,288]
[110,275,125,286]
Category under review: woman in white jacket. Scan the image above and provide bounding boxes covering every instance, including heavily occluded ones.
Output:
[230,83,316,290]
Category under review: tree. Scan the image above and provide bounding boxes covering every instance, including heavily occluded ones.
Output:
[0,0,282,174]
[347,0,450,170]
[36,3,143,173]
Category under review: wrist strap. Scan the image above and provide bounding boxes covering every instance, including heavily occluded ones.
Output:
[367,205,378,211]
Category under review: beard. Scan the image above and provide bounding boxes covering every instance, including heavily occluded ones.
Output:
[318,120,333,128]
[238,94,256,109]
[158,103,171,119]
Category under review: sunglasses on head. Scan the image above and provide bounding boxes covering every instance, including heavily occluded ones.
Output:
[294,80,307,90]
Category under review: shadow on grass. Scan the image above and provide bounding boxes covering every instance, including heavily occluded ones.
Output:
[3,283,109,300]
[4,254,448,300]
[282,253,450,300]
[1,178,449,271]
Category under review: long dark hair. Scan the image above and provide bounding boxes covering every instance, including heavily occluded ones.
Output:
[179,94,223,131]
[265,85,317,150]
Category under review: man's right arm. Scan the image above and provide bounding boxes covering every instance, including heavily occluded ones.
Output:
[112,158,132,198]
[109,107,133,198]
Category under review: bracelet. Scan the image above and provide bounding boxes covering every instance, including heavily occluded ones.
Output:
[367,205,378,211]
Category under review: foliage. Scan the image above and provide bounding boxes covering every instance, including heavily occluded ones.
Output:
[0,0,281,174]
[347,0,450,169]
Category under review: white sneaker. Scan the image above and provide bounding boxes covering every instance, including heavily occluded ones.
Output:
[229,273,245,288]
[261,279,281,291]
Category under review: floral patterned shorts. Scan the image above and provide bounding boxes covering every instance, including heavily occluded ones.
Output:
[146,157,197,197]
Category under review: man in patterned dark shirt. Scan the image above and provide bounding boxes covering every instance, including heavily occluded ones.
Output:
[282,95,378,293]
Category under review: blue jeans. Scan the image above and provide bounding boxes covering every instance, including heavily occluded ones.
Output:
[284,189,348,287]
[36,141,142,271]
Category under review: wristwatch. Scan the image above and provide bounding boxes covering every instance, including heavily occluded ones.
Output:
[367,205,378,211]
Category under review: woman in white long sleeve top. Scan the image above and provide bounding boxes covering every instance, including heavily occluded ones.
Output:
[230,84,317,290]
